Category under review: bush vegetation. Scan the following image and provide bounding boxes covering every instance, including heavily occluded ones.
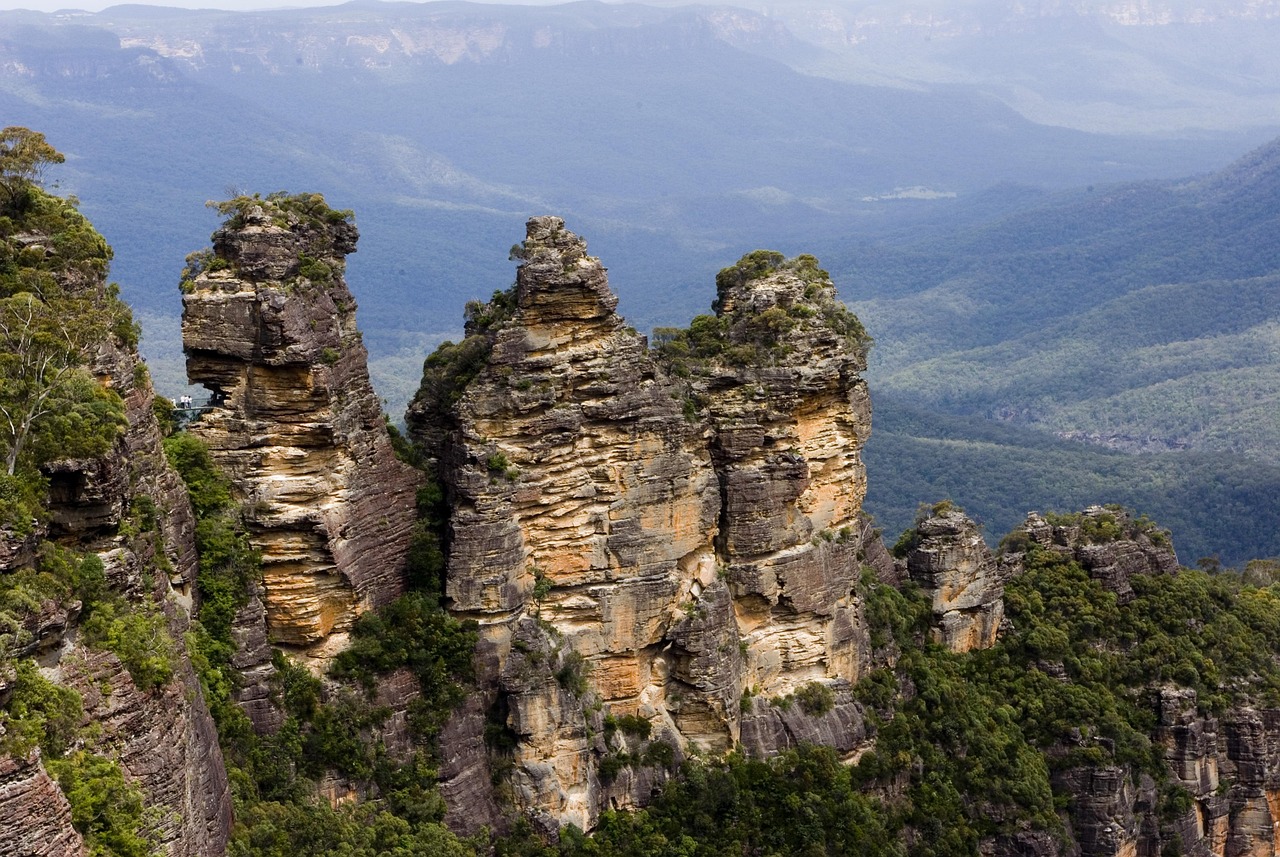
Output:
[499,745,901,857]
[653,250,869,376]
[46,750,154,857]
[0,130,131,490]
[210,191,353,232]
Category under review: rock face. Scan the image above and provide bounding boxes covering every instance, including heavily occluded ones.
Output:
[901,507,1010,652]
[411,220,880,831]
[62,331,232,855]
[1048,687,1280,857]
[0,753,86,857]
[1221,706,1280,857]
[1052,764,1150,857]
[183,194,421,669]
[1,204,231,852]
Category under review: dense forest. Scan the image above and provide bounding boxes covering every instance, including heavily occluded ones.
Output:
[4,128,1280,856]
[864,396,1280,567]
[812,138,1280,566]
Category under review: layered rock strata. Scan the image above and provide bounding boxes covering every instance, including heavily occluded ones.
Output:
[901,506,1011,652]
[1050,687,1280,857]
[1,213,231,852]
[0,754,85,856]
[54,333,232,855]
[411,219,880,831]
[182,195,420,669]
[698,252,876,702]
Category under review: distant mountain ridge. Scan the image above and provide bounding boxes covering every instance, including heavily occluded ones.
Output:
[838,132,1280,464]
[4,0,1259,400]
[3,0,1277,566]
[833,133,1280,562]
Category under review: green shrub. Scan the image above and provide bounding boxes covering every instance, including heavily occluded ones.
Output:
[210,191,353,232]
[794,681,836,716]
[714,249,785,293]
[502,746,901,857]
[0,658,83,756]
[555,649,590,697]
[0,470,46,534]
[615,713,651,738]
[163,434,234,516]
[228,799,472,857]
[641,740,675,769]
[81,601,177,692]
[296,254,333,285]
[1,545,105,661]
[329,592,477,741]
[46,751,152,857]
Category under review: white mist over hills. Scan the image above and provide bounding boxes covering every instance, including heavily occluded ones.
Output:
[3,0,1279,562]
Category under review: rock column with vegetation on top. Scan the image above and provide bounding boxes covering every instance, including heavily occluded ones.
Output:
[669,250,880,753]
[181,192,421,670]
[895,502,1012,652]
[407,218,884,832]
[409,215,722,832]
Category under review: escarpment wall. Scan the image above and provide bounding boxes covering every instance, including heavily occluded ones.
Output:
[60,333,232,856]
[182,197,421,673]
[1,226,231,851]
[411,218,884,832]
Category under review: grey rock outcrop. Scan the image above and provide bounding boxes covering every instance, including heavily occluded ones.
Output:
[1017,506,1178,603]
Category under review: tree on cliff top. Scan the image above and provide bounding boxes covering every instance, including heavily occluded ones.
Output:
[0,127,64,210]
[0,130,125,484]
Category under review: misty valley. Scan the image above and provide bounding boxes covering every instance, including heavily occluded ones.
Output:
[3,1,1280,855]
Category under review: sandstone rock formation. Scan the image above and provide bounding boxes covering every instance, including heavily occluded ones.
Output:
[409,219,882,831]
[182,193,421,671]
[698,250,876,700]
[900,505,1011,652]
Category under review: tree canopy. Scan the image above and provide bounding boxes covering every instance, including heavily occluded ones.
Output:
[0,128,128,518]
[0,127,65,209]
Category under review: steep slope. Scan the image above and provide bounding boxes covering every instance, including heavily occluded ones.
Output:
[0,157,230,854]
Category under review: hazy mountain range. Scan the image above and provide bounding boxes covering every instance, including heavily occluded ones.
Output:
[3,0,1278,561]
